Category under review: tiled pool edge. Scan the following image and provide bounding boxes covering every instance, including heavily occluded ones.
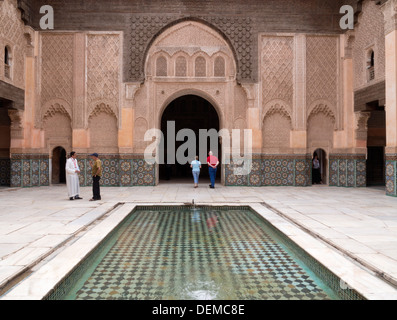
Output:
[0,203,139,300]
[1,202,396,300]
[259,201,397,289]
[0,201,121,293]
[249,203,397,300]
[246,207,364,300]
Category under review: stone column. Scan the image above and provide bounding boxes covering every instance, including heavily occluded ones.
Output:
[8,109,24,150]
[72,33,89,153]
[242,83,261,153]
[291,34,307,153]
[8,109,24,187]
[342,32,356,151]
[381,0,397,196]
[120,83,139,154]
[20,28,42,152]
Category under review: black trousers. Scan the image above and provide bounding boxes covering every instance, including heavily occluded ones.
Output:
[92,176,101,200]
[312,168,322,184]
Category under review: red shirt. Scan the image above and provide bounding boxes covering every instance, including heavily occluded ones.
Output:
[207,155,219,166]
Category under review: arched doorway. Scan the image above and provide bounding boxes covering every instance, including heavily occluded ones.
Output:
[312,148,327,185]
[52,146,66,184]
[159,95,220,183]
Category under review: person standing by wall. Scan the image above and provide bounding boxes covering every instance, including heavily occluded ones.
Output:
[312,153,322,184]
[190,156,202,188]
[65,151,82,200]
[207,151,219,189]
[89,153,102,201]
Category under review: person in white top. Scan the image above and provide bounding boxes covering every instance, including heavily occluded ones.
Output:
[190,156,202,188]
[65,151,82,200]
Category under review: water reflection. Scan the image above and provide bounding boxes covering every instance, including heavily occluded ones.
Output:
[191,208,201,223]
[180,280,219,300]
[206,213,219,232]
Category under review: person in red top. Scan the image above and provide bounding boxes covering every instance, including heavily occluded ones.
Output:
[207,151,219,189]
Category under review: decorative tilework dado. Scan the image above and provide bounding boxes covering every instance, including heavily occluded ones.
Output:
[329,155,366,188]
[10,155,50,188]
[385,154,397,197]
[0,158,11,186]
[77,155,155,187]
[9,154,155,188]
[225,155,312,187]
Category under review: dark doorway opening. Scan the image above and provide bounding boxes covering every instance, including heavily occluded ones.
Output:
[0,99,11,186]
[367,146,385,186]
[312,148,327,185]
[52,146,66,184]
[159,95,220,182]
[366,104,386,187]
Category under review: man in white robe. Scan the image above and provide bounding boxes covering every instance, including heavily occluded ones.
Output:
[66,151,82,200]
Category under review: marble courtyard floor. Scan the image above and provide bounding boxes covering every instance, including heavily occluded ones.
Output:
[0,182,397,299]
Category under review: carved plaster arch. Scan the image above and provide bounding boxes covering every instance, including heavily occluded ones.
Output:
[89,102,118,120]
[307,100,337,130]
[88,100,119,123]
[263,100,292,124]
[41,99,72,125]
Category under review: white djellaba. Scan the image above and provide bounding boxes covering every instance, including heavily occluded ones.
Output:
[65,157,80,198]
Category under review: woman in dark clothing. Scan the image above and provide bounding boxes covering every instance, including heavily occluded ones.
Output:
[312,154,322,184]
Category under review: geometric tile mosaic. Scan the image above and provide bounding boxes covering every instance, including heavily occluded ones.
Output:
[7,153,370,190]
[225,156,312,187]
[386,159,396,197]
[329,156,366,188]
[9,154,156,188]
[10,156,50,188]
[57,208,341,300]
[0,158,10,186]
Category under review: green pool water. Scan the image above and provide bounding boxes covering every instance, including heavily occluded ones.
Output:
[55,206,356,300]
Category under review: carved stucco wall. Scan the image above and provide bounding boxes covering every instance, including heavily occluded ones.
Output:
[86,33,121,121]
[353,0,385,91]
[307,105,336,149]
[260,36,294,152]
[126,16,253,83]
[88,104,119,153]
[0,0,28,90]
[42,104,72,152]
[306,100,339,149]
[259,33,339,152]
[132,20,245,153]
[38,32,122,152]
[39,33,74,129]
[306,35,339,115]
[234,85,248,126]
[145,21,236,79]
[36,27,342,158]
[263,109,292,152]
[306,35,339,150]
[261,36,294,111]
[20,0,348,86]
